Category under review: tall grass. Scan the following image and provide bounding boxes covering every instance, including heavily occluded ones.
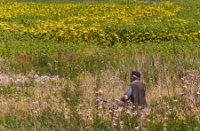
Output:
[0,39,200,130]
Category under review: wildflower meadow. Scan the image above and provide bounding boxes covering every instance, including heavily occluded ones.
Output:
[0,0,200,130]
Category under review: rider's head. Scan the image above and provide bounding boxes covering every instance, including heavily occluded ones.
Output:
[130,71,141,82]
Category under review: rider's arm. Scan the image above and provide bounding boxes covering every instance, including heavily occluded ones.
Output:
[121,86,132,102]
[124,86,132,97]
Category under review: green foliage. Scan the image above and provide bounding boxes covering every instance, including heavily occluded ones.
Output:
[147,121,164,131]
[0,113,23,129]
[0,40,199,81]
[92,118,111,131]
[166,114,200,131]
[39,108,69,130]
[0,112,36,130]
[120,114,139,130]
[62,83,80,107]
[146,116,200,131]
[0,109,69,130]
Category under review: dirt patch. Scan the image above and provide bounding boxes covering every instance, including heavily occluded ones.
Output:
[0,73,60,86]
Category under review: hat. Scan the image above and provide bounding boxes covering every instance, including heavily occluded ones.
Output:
[131,71,141,78]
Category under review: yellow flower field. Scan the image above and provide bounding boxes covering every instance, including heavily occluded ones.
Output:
[0,1,199,44]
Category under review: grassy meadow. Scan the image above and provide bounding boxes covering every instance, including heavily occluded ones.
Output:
[0,0,200,130]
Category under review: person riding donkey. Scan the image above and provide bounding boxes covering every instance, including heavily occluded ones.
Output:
[120,71,147,109]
